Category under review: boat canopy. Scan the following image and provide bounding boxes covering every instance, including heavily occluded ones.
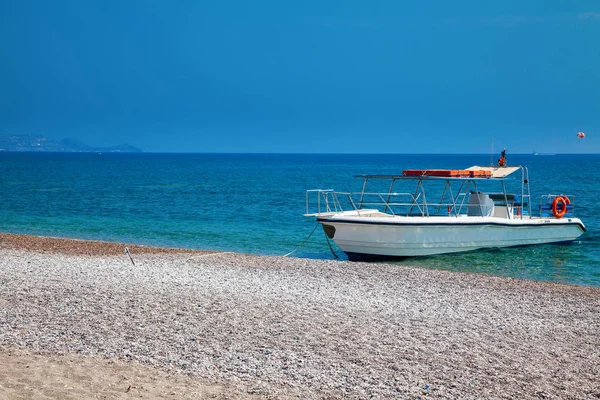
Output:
[355,165,522,180]
[466,166,521,178]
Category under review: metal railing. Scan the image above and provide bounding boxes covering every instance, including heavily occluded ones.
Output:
[305,189,474,217]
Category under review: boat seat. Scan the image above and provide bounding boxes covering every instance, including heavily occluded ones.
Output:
[489,193,516,201]
[488,193,528,207]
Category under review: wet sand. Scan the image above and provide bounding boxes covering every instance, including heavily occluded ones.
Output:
[1,233,599,399]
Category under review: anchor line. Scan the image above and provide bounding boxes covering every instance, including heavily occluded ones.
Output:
[283,222,320,257]
[324,233,338,259]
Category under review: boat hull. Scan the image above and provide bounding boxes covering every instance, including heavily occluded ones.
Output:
[318,215,586,258]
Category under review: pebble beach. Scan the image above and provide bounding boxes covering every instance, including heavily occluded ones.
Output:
[1,233,599,399]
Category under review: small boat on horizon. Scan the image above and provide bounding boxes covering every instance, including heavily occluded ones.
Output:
[533,151,556,156]
[304,163,585,258]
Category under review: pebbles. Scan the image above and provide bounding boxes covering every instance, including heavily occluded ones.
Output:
[1,234,599,398]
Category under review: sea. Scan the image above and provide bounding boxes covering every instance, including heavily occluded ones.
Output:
[1,152,599,287]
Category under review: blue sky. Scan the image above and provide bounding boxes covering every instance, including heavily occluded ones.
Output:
[1,1,598,153]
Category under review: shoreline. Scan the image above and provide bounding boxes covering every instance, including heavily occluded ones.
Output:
[0,232,212,256]
[1,233,599,398]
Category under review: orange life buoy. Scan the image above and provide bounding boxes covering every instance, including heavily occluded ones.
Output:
[551,195,570,218]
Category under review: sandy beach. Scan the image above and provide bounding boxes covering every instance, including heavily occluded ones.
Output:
[1,233,599,399]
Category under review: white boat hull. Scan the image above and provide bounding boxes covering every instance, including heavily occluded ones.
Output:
[319,214,586,258]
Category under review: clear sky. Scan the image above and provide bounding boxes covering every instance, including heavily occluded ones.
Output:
[1,1,598,153]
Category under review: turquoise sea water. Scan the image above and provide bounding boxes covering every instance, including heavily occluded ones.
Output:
[1,152,599,287]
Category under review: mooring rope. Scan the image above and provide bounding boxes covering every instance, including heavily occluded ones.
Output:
[283,222,320,257]
[324,234,339,259]
[284,222,339,259]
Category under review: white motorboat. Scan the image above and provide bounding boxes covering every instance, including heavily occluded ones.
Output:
[304,165,585,258]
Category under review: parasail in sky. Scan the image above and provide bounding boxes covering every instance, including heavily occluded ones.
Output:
[577,131,585,140]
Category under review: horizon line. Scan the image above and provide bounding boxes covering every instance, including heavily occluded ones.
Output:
[1,150,599,155]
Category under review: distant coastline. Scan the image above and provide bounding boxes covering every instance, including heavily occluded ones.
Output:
[0,135,141,153]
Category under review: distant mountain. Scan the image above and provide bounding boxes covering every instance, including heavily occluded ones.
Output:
[0,135,142,153]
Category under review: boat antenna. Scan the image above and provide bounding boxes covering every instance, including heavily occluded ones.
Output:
[490,138,494,166]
